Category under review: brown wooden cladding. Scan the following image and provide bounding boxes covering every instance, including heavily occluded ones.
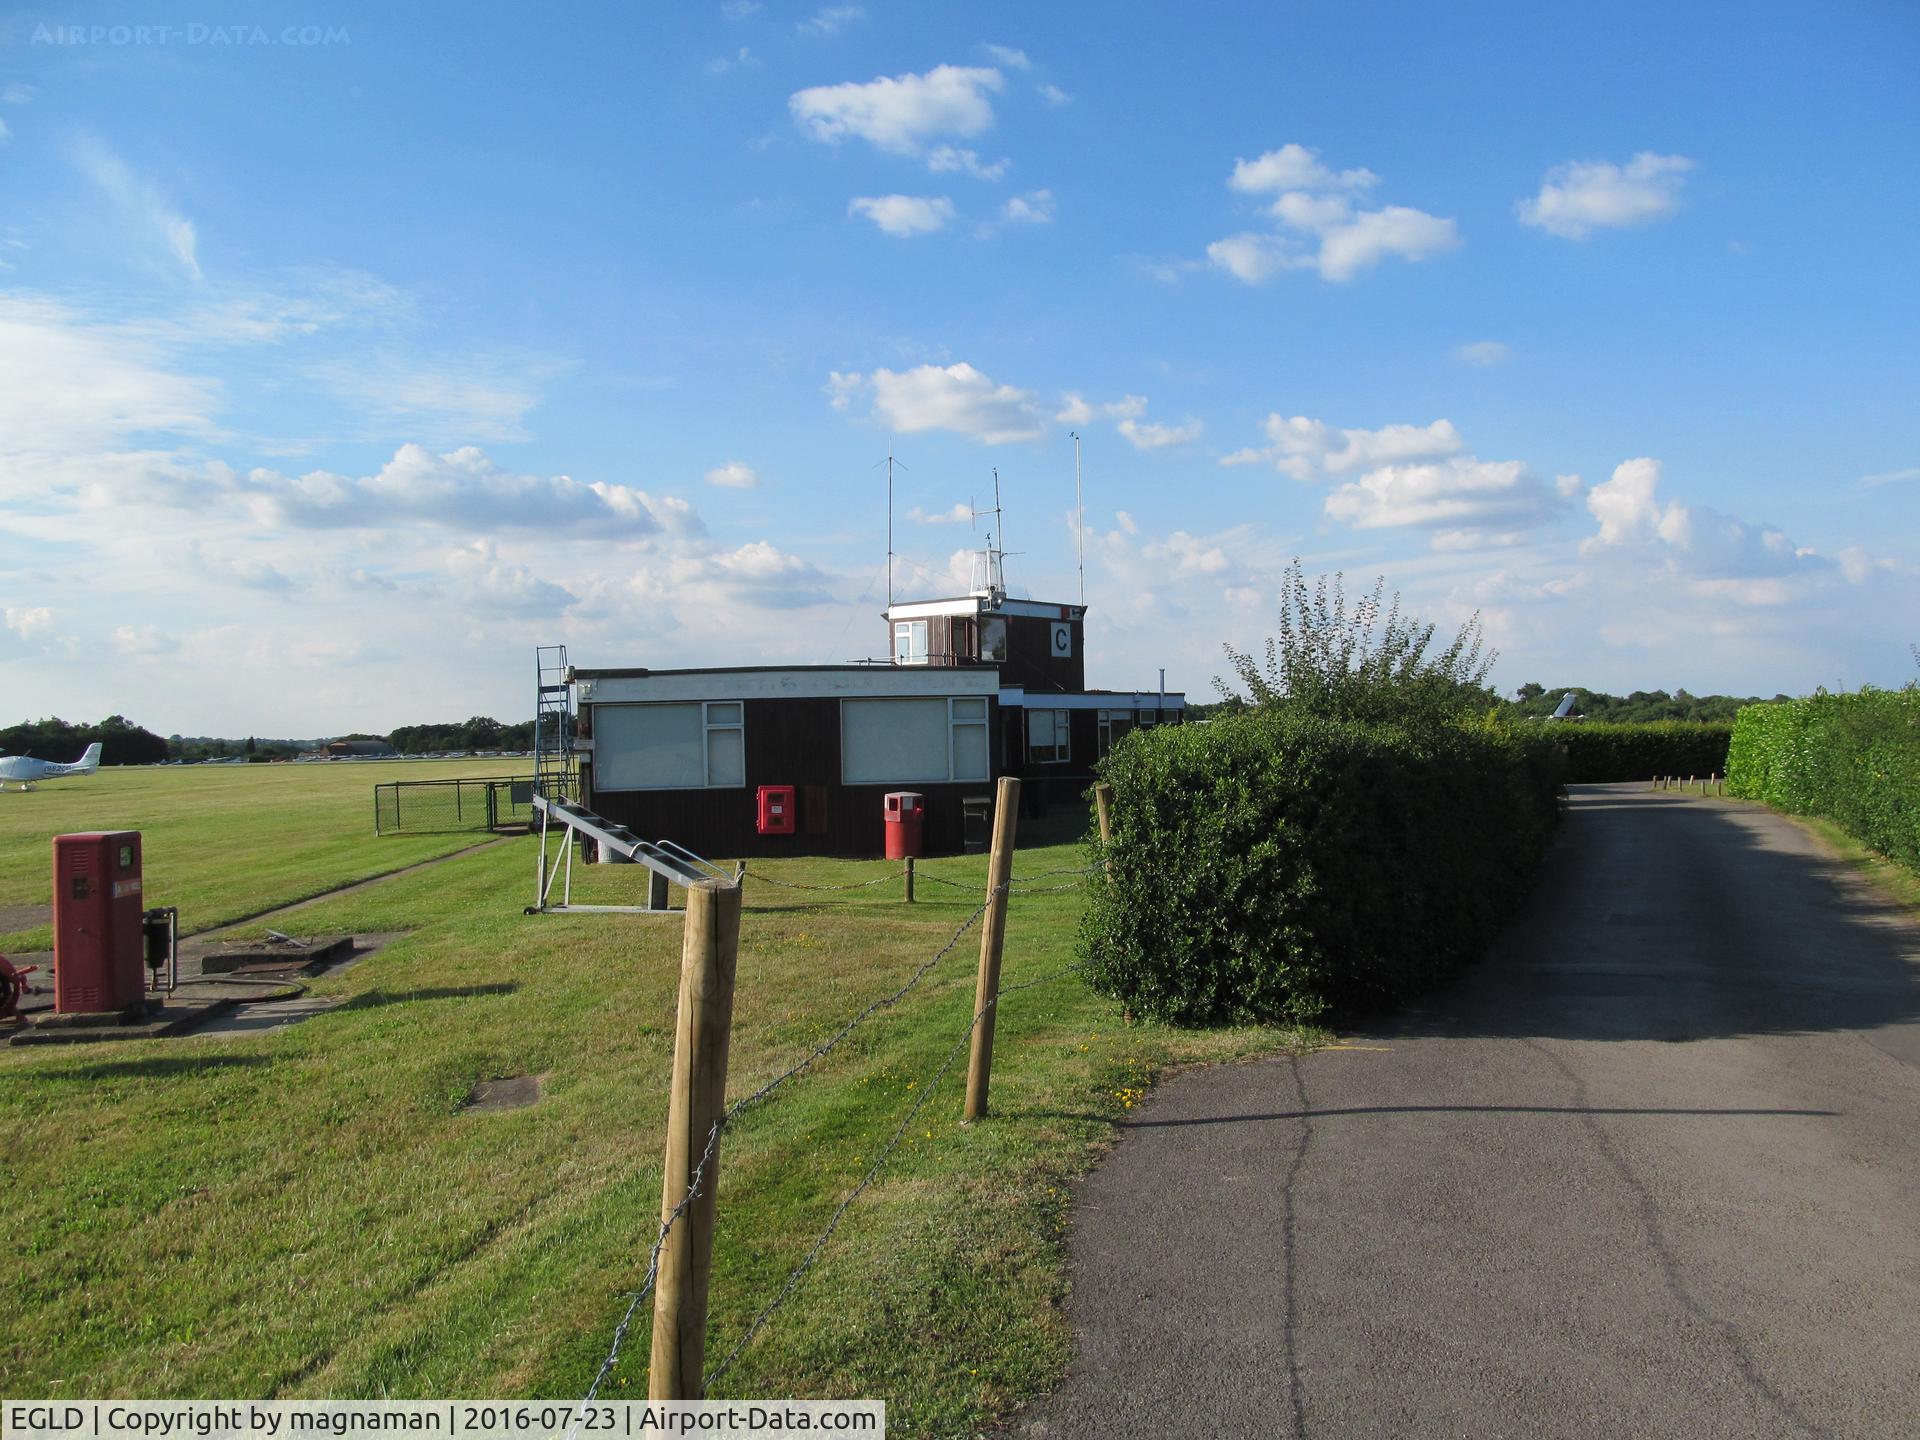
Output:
[1000,613,1085,693]
[580,694,999,858]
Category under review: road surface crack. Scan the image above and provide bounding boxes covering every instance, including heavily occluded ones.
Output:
[1523,1039,1831,1440]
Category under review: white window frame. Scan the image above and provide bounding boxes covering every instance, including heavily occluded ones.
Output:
[949,696,990,782]
[1027,708,1071,765]
[593,701,746,791]
[1097,708,1136,758]
[894,619,929,665]
[701,701,745,788]
[840,695,993,784]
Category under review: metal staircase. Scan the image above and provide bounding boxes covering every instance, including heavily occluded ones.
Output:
[533,644,576,802]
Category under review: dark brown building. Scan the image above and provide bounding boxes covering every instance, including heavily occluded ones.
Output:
[567,549,1183,858]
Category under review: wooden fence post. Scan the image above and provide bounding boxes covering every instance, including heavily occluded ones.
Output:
[964,775,1020,1123]
[904,855,915,903]
[648,878,743,1400]
[1093,783,1114,845]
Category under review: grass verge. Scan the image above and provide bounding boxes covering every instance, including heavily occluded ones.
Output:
[0,759,523,951]
[1,771,1312,1434]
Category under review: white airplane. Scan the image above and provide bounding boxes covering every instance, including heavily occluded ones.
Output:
[0,741,104,791]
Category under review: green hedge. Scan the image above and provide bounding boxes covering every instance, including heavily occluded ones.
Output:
[1078,712,1562,1026]
[1727,690,1920,870]
[1552,721,1732,783]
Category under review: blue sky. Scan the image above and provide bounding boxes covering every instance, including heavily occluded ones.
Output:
[2,1,1917,734]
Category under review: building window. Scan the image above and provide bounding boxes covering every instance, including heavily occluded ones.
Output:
[842,696,992,783]
[1097,709,1136,757]
[1027,708,1070,764]
[592,701,744,791]
[894,620,929,665]
[704,702,745,787]
[979,617,1007,662]
[951,696,989,781]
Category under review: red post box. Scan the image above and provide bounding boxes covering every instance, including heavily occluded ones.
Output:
[757,784,796,836]
[884,791,925,860]
[53,831,148,1015]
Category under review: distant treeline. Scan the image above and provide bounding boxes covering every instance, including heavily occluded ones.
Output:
[1502,683,1789,723]
[1,715,172,766]
[387,717,535,753]
[1189,683,1789,725]
[6,714,537,765]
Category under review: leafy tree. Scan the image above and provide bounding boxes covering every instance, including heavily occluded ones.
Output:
[1217,559,1496,729]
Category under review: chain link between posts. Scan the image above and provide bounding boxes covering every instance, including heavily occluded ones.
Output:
[569,852,1102,1420]
[571,888,1002,1420]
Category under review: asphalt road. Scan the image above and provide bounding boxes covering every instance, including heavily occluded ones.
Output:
[1025,785,1920,1440]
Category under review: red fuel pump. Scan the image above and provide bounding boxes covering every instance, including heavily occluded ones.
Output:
[52,831,149,1015]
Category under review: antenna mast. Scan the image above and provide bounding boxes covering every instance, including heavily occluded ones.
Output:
[1071,431,1084,608]
[886,451,895,609]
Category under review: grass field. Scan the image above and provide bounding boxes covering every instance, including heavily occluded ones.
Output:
[0,759,520,951]
[0,764,1307,1434]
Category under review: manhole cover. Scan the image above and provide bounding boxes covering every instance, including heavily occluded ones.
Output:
[462,1073,544,1113]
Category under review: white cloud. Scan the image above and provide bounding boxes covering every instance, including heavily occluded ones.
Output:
[444,540,578,616]
[1583,457,1688,549]
[832,363,1047,444]
[1037,83,1071,107]
[0,118,10,146]
[721,0,762,19]
[1314,205,1459,282]
[2,85,34,104]
[306,351,560,444]
[690,541,836,608]
[1860,465,1920,488]
[241,443,701,535]
[1325,457,1563,534]
[113,624,178,656]
[1118,416,1204,450]
[75,136,202,280]
[5,606,57,641]
[0,294,220,451]
[704,460,760,489]
[1205,232,1287,284]
[1518,153,1695,240]
[1222,414,1465,479]
[705,48,761,76]
[1431,528,1529,552]
[1209,144,1458,284]
[1055,393,1146,426]
[1228,143,1377,196]
[982,44,1031,70]
[186,541,298,594]
[848,194,956,237]
[797,5,865,37]
[1455,340,1511,367]
[906,501,973,524]
[790,65,1004,155]
[926,145,1009,181]
[1002,189,1054,224]
[1582,457,1832,598]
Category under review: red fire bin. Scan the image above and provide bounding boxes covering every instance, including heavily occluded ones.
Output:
[757,784,796,836]
[884,791,925,860]
[53,831,147,1014]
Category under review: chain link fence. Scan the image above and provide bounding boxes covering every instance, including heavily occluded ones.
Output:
[373,776,539,835]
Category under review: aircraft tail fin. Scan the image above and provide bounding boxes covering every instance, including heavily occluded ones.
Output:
[75,742,104,771]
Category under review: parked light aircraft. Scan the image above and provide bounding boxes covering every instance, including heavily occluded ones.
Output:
[0,742,104,791]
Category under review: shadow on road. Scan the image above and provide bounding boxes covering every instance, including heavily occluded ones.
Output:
[1377,785,1920,1046]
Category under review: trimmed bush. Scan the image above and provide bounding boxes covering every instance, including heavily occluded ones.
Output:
[1727,690,1920,870]
[1078,712,1562,1026]
[1551,721,1732,783]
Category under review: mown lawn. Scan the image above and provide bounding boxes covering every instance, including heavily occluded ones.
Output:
[0,766,1309,1436]
[0,759,518,951]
